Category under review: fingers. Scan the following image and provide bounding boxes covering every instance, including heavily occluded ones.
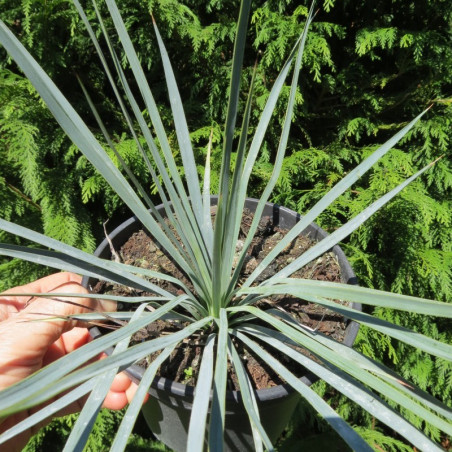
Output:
[0,272,83,317]
[0,272,148,416]
[126,382,149,405]
[2,272,117,316]
[103,371,131,410]
[2,273,82,310]
[103,389,129,410]
[110,371,132,392]
[102,371,149,410]
[18,282,95,336]
[61,327,91,353]
[0,278,98,389]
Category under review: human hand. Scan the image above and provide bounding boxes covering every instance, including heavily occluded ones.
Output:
[0,272,146,451]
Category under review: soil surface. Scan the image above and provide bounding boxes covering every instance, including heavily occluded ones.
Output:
[93,209,349,390]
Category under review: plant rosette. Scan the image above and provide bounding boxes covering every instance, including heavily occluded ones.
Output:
[85,197,361,451]
[0,1,451,451]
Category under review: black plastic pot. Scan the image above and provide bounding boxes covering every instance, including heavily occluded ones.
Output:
[84,197,360,452]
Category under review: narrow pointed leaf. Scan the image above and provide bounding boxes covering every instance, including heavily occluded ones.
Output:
[209,309,229,451]
[0,241,172,297]
[0,380,94,445]
[228,4,315,297]
[212,0,251,312]
[236,327,446,451]
[234,331,374,452]
[187,334,216,452]
[270,160,438,281]
[4,317,212,418]
[91,3,212,294]
[0,20,191,276]
[221,58,259,302]
[110,345,175,452]
[229,307,452,434]
[63,304,149,452]
[239,280,452,318]
[202,129,214,253]
[243,108,430,288]
[227,338,271,451]
[152,18,203,228]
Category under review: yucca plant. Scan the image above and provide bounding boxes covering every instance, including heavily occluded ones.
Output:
[0,1,451,450]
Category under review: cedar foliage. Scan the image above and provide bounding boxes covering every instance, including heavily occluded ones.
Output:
[0,0,451,448]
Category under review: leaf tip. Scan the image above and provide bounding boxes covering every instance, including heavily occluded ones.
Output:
[429,155,443,166]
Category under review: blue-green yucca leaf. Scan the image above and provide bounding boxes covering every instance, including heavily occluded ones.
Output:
[25,318,211,420]
[110,345,176,452]
[0,296,189,416]
[240,7,315,187]
[102,0,204,225]
[80,0,178,220]
[212,0,252,316]
[237,281,452,361]
[227,337,271,452]
[0,291,205,321]
[286,318,452,425]
[151,16,204,232]
[98,0,209,261]
[278,293,452,361]
[219,59,259,305]
[83,0,213,295]
[233,330,375,452]
[245,323,452,423]
[0,209,198,300]
[235,327,446,451]
[187,334,216,452]
[202,129,214,250]
[242,108,430,289]
[239,279,452,318]
[76,73,196,270]
[63,303,149,452]
[0,13,210,313]
[227,3,315,300]
[262,305,452,423]
[150,17,213,281]
[0,292,168,303]
[217,0,251,202]
[0,380,96,445]
[228,3,316,253]
[258,158,438,286]
[209,309,229,451]
[0,19,194,280]
[229,309,452,436]
[1,317,212,419]
[63,311,195,323]
[0,243,164,295]
[106,51,213,295]
[0,292,200,326]
[76,76,155,220]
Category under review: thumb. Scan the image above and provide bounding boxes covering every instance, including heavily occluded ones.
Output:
[0,281,113,389]
[18,281,98,340]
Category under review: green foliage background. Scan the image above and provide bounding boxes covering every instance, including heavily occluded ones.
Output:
[0,0,451,449]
